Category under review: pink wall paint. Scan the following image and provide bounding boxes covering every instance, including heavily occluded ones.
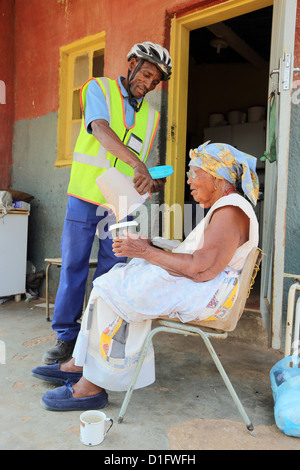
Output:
[12,0,227,122]
[13,0,176,122]
[0,0,14,188]
[1,0,300,188]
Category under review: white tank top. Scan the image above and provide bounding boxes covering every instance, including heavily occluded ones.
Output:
[172,193,259,272]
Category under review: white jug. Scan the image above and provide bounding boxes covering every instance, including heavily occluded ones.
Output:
[96,168,149,222]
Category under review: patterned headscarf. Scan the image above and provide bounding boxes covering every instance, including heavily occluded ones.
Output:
[189,141,259,205]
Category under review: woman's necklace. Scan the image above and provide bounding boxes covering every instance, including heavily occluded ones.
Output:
[225,188,236,196]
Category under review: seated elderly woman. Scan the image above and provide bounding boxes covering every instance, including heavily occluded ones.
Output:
[32,141,259,411]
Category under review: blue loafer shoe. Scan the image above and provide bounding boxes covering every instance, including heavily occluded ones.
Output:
[32,361,83,386]
[41,380,108,411]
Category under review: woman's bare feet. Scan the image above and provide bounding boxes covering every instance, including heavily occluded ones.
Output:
[72,377,103,398]
[60,357,83,373]
[60,358,103,398]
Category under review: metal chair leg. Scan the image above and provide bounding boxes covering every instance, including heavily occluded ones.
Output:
[199,330,256,436]
[118,322,256,436]
[118,323,219,423]
[118,326,167,423]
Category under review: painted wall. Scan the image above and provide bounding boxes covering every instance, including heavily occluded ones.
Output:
[1,0,300,312]
[13,0,171,121]
[0,0,14,189]
[8,0,191,299]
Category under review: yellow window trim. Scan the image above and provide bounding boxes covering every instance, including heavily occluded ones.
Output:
[164,0,273,238]
[56,31,106,168]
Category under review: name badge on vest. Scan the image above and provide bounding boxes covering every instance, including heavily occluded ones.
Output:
[126,133,143,155]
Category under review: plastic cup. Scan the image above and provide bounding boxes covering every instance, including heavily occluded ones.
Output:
[109,220,138,239]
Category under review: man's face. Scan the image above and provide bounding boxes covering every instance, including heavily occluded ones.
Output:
[128,58,163,99]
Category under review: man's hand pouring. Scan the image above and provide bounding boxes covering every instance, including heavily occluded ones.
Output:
[132,162,153,197]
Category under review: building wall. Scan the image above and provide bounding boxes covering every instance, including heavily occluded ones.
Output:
[1,0,300,305]
[7,0,197,299]
[284,0,300,312]
[0,0,14,189]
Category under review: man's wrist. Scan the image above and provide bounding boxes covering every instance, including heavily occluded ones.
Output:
[132,160,146,170]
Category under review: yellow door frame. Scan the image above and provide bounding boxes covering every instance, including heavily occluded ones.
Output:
[165,0,273,238]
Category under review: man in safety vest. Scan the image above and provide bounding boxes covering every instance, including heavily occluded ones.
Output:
[43,42,172,364]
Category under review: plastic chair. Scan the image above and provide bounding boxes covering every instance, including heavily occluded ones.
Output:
[118,247,263,436]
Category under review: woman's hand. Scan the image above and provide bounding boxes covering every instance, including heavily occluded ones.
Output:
[112,232,152,258]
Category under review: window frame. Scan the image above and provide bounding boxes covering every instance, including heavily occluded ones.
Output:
[56,31,105,167]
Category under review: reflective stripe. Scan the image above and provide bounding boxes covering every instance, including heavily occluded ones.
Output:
[74,103,156,169]
[94,78,111,169]
[73,152,110,168]
[72,78,157,173]
[97,145,111,168]
[98,77,111,122]
[140,106,156,162]
[75,77,112,169]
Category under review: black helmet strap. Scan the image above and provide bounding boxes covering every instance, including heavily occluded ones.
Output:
[126,59,144,112]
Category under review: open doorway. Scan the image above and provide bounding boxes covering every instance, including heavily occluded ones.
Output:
[185,6,273,310]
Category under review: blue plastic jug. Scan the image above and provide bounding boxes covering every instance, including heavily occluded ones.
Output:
[270,355,300,437]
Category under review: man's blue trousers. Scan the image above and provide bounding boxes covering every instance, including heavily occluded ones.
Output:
[52,196,128,342]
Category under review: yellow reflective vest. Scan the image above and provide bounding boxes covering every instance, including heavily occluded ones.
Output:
[67,77,160,205]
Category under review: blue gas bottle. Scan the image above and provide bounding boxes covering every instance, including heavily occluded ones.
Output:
[148,165,173,179]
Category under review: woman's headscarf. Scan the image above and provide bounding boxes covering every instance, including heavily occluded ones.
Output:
[189,141,259,205]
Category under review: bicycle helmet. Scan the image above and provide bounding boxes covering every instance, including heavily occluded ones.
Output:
[127,41,172,81]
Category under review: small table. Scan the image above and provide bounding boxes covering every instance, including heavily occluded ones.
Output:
[44,257,98,321]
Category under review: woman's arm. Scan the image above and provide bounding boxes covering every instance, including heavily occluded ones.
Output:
[112,206,249,282]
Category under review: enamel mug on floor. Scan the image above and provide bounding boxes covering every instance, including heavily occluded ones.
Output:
[80,410,113,446]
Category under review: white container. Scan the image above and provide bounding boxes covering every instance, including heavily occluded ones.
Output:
[109,220,138,238]
[241,112,247,123]
[248,106,266,122]
[228,110,242,125]
[209,113,225,127]
[80,410,113,446]
[96,168,148,222]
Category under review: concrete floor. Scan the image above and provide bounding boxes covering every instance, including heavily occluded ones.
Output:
[1,298,299,451]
